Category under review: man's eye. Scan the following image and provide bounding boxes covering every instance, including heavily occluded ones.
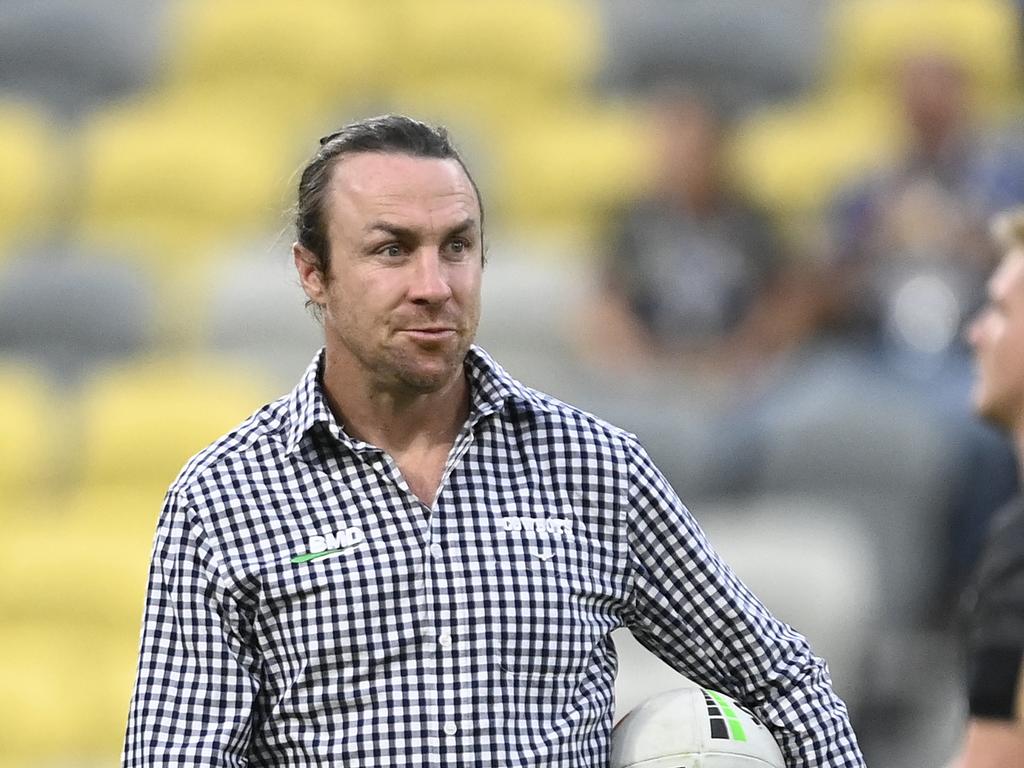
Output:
[448,239,468,254]
[380,244,402,257]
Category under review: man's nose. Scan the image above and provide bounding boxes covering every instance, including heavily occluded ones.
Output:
[408,249,453,304]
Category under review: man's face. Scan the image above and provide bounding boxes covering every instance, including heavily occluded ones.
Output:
[968,250,1024,431]
[295,152,483,395]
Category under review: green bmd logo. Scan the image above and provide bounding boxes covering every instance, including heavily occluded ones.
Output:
[291,526,365,563]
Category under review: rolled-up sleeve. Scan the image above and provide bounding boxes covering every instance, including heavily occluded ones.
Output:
[621,438,865,767]
[123,490,261,767]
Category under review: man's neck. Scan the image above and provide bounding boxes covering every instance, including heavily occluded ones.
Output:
[320,354,471,456]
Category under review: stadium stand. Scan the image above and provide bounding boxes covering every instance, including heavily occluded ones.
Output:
[0,250,160,383]
[825,0,1021,113]
[0,0,167,117]
[76,357,275,492]
[3,1,1023,765]
[74,92,299,267]
[0,101,59,253]
[728,91,901,226]
[0,361,55,505]
[163,0,389,127]
[199,242,325,388]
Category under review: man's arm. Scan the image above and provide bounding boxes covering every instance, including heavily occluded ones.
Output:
[122,490,261,767]
[620,438,865,767]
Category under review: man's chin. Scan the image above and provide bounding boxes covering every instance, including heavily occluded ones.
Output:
[392,354,466,393]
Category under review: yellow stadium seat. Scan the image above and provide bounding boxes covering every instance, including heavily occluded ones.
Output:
[0,622,138,764]
[826,0,1021,109]
[489,103,658,242]
[389,73,579,138]
[75,93,299,266]
[0,489,159,628]
[0,361,56,505]
[77,357,275,491]
[165,0,388,122]
[0,488,169,762]
[728,91,901,219]
[391,0,604,93]
[0,102,58,252]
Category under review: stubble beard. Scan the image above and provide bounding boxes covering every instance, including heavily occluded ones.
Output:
[342,316,479,396]
[385,334,474,393]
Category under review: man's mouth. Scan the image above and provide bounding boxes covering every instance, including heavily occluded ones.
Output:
[400,327,457,340]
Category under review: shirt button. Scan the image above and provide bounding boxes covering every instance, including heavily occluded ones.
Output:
[443,722,458,736]
[429,543,443,558]
[438,632,453,649]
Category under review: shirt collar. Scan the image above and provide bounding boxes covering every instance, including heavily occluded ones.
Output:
[283,345,537,456]
[283,350,337,456]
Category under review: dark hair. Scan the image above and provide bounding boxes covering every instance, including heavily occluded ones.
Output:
[294,114,484,278]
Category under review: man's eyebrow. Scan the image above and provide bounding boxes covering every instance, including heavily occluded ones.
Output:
[445,218,480,238]
[365,218,480,238]
[365,221,415,238]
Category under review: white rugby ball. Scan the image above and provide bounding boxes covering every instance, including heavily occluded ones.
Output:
[611,686,786,768]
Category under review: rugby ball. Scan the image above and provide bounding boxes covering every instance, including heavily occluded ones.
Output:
[611,687,785,768]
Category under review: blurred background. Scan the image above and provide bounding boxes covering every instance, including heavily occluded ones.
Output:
[2,0,1024,765]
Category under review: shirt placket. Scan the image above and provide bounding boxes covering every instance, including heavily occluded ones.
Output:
[425,425,478,764]
[355,424,481,765]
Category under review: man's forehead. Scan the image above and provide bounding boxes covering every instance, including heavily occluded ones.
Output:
[328,152,477,207]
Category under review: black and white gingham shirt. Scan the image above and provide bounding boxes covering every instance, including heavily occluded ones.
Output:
[123,347,864,767]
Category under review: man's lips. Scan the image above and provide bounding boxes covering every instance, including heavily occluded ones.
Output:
[399,327,458,341]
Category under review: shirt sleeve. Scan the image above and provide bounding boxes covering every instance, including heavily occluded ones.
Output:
[965,499,1024,720]
[122,489,261,767]
[621,438,865,767]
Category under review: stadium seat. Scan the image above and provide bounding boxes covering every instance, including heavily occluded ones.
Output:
[164,0,388,124]
[0,101,57,253]
[489,104,658,240]
[728,91,900,220]
[392,0,603,94]
[75,93,299,266]
[76,357,276,491]
[596,0,829,108]
[825,0,1021,113]
[199,243,323,387]
[0,0,166,117]
[0,489,156,627]
[0,250,159,383]
[697,494,882,710]
[0,621,138,765]
[0,490,163,763]
[750,352,954,623]
[612,492,881,718]
[0,361,54,504]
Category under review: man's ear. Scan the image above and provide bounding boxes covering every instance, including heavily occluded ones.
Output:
[293,243,327,306]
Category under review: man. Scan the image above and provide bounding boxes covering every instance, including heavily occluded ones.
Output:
[123,115,863,766]
[955,208,1024,767]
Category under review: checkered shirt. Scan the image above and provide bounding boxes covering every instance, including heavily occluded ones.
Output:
[123,347,864,767]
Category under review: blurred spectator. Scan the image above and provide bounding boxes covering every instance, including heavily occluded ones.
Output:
[581,89,821,381]
[825,50,1024,595]
[827,52,1024,366]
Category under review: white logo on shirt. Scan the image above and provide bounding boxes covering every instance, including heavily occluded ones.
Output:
[500,516,572,536]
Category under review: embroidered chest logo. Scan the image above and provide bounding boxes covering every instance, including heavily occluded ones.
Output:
[499,516,573,561]
[290,526,365,563]
[500,516,573,536]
